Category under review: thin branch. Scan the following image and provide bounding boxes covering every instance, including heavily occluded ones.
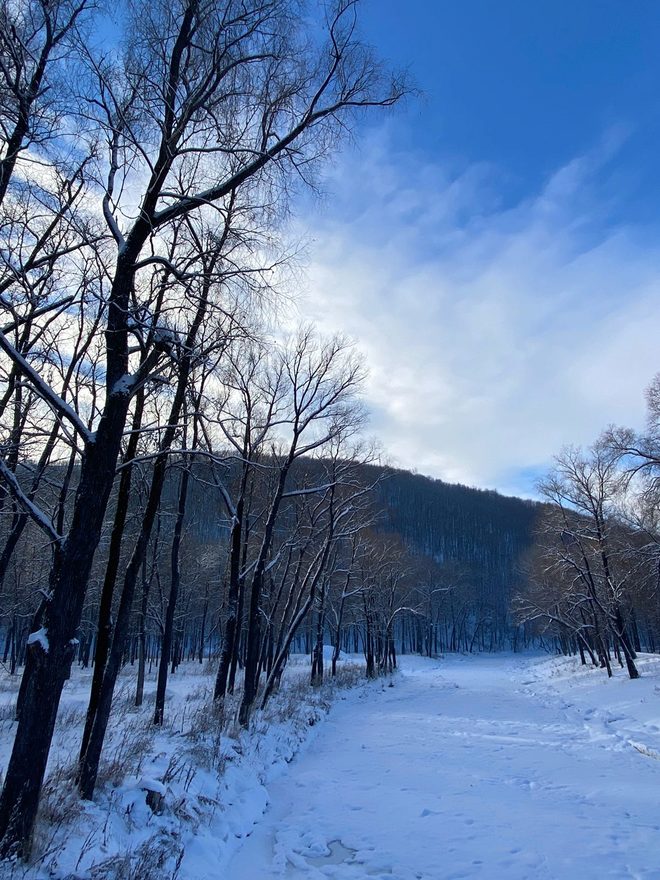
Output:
[0,458,62,544]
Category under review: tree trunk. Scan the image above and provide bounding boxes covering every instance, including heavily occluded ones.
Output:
[154,461,190,725]
[239,466,290,726]
[214,470,247,699]
[79,390,144,763]
[0,389,131,855]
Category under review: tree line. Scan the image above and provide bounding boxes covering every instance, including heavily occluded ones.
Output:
[0,460,538,685]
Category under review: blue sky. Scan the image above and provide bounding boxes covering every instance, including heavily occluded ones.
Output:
[361,0,660,220]
[295,1,660,498]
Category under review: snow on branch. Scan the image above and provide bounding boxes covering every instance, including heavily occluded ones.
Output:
[0,295,75,334]
[27,627,49,653]
[0,330,93,444]
[281,481,336,499]
[0,459,63,545]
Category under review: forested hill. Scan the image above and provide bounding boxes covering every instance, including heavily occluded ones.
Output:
[368,467,542,650]
[4,457,541,664]
[181,461,541,637]
[376,467,539,577]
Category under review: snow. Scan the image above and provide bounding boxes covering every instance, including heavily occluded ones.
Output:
[26,627,49,653]
[226,653,660,880]
[0,657,367,879]
[322,644,343,661]
[2,653,660,878]
[110,374,136,396]
[137,777,166,796]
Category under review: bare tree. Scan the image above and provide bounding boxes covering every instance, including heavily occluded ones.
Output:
[0,0,90,202]
[236,328,366,724]
[526,445,639,678]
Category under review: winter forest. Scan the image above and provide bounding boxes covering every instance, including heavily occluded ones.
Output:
[1,1,660,878]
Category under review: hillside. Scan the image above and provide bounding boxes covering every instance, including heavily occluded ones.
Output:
[377,467,539,598]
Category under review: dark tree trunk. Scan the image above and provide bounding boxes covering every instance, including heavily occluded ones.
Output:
[154,461,190,725]
[79,390,144,764]
[78,443,180,798]
[614,606,639,680]
[214,470,248,700]
[239,464,293,726]
[78,334,202,798]
[332,595,346,677]
[135,554,151,708]
[0,389,131,855]
[311,579,326,687]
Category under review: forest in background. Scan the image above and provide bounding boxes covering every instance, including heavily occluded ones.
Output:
[0,458,542,682]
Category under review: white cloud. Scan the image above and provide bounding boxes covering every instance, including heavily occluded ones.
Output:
[291,128,660,497]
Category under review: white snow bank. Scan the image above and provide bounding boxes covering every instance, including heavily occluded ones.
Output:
[0,657,367,880]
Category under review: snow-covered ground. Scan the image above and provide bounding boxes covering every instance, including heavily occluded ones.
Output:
[0,656,367,879]
[3,652,660,879]
[226,653,660,880]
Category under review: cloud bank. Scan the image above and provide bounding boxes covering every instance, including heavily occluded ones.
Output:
[293,129,660,497]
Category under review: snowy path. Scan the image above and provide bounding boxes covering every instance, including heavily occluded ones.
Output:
[225,654,660,880]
